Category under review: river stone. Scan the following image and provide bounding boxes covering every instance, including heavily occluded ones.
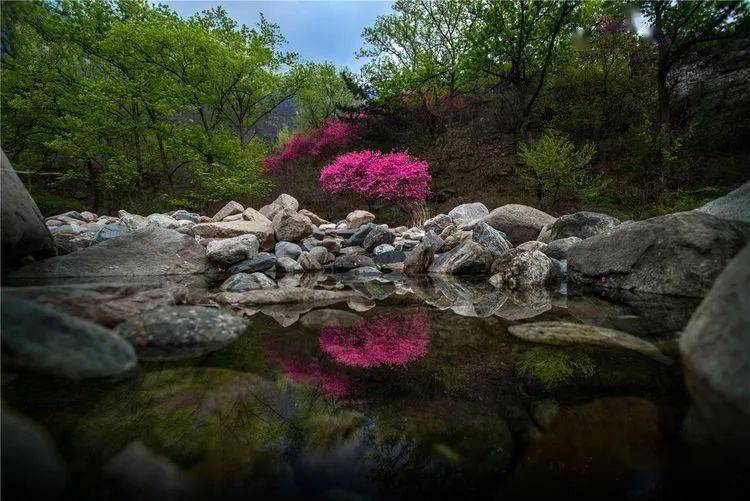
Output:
[696,181,750,223]
[222,213,244,222]
[299,208,330,225]
[680,244,750,418]
[317,237,342,254]
[342,223,376,247]
[346,209,375,228]
[363,226,396,251]
[220,272,276,292]
[206,234,259,266]
[276,256,304,273]
[192,220,275,250]
[242,207,272,225]
[538,211,620,243]
[213,287,363,305]
[212,201,244,222]
[339,246,368,257]
[299,309,363,329]
[443,230,472,251]
[54,231,93,254]
[80,211,97,222]
[275,241,303,260]
[428,240,494,275]
[298,251,323,272]
[328,254,377,272]
[1,295,137,379]
[91,222,129,245]
[146,213,180,229]
[448,202,489,226]
[116,305,246,360]
[273,209,313,242]
[171,209,200,223]
[423,213,453,234]
[423,230,445,252]
[477,204,556,245]
[1,407,66,499]
[227,252,276,275]
[473,221,512,257]
[374,243,396,255]
[490,249,554,290]
[259,194,299,220]
[1,150,56,263]
[373,249,407,265]
[509,322,670,364]
[49,210,86,222]
[568,211,750,297]
[118,210,149,231]
[544,236,582,260]
[308,246,331,265]
[10,226,208,278]
[517,240,548,253]
[403,242,435,275]
[439,223,457,240]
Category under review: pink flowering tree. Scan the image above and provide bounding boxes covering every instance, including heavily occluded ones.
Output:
[319,150,431,223]
[266,347,354,399]
[319,314,430,368]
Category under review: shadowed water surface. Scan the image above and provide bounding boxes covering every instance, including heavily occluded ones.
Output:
[3,273,748,499]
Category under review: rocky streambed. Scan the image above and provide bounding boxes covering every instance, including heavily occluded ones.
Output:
[3,163,750,499]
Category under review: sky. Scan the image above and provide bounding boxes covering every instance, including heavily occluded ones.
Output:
[163,0,395,70]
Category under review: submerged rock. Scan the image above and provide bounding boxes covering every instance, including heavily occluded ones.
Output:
[538,211,620,243]
[568,211,750,297]
[1,295,137,379]
[299,309,364,329]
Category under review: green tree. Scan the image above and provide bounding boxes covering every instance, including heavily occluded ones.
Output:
[293,62,363,131]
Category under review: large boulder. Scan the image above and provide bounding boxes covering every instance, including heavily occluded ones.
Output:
[192,220,274,250]
[544,236,582,260]
[273,209,313,242]
[538,211,620,243]
[472,222,512,257]
[1,150,56,264]
[448,202,489,226]
[212,201,244,222]
[680,245,750,425]
[259,194,299,220]
[363,226,396,251]
[403,242,435,275]
[423,213,453,234]
[328,254,377,272]
[275,241,303,260]
[220,272,276,292]
[299,208,330,225]
[345,209,375,228]
[568,211,750,297]
[489,249,554,290]
[242,207,272,225]
[227,252,276,275]
[9,226,209,278]
[696,182,750,223]
[428,240,495,275]
[1,295,137,379]
[477,204,556,245]
[206,234,259,266]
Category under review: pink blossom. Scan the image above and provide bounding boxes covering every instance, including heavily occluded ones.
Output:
[319,150,430,206]
[319,314,430,368]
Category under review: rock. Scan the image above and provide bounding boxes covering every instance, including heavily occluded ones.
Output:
[477,204,556,245]
[171,209,200,223]
[423,230,445,252]
[345,209,375,228]
[443,230,472,251]
[54,231,93,254]
[116,305,246,360]
[339,246,368,257]
[192,220,275,250]
[222,213,244,222]
[428,240,494,275]
[273,209,313,242]
[373,249,407,265]
[363,225,396,251]
[298,251,323,272]
[299,208,330,225]
[328,254,377,272]
[403,242,435,275]
[342,223,376,247]
[472,221,512,257]
[568,211,750,297]
[275,241,303,260]
[299,309,363,329]
[1,150,56,263]
[206,234,259,266]
[517,240,548,253]
[439,223,456,240]
[544,236,582,260]
[317,237,342,254]
[50,210,86,222]
[80,210,97,222]
[212,201,244,222]
[680,244,750,420]
[118,210,149,231]
[227,252,277,275]
[538,211,620,243]
[259,194,299,220]
[423,213,453,234]
[696,181,750,223]
[509,321,670,364]
[1,407,66,499]
[308,246,332,265]
[242,207,272,225]
[146,213,179,229]
[46,219,63,227]
[276,256,304,273]
[345,266,382,278]
[402,227,426,241]
[490,249,554,290]
[213,287,364,305]
[373,243,396,255]
[220,272,276,292]
[448,202,489,226]
[10,226,208,278]
[104,441,191,500]
[91,222,130,245]
[1,295,137,379]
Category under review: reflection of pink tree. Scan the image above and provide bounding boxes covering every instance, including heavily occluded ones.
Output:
[266,348,353,398]
[319,314,430,368]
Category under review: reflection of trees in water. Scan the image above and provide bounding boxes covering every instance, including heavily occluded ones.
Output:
[319,314,430,367]
[265,346,353,398]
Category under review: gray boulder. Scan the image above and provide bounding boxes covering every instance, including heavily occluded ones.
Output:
[91,222,129,245]
[116,305,247,360]
[328,254,377,272]
[568,211,750,297]
[489,248,554,290]
[538,211,620,243]
[472,221,512,257]
[423,230,445,252]
[363,225,396,251]
[9,226,208,278]
[299,208,330,225]
[373,243,396,255]
[309,246,332,265]
[276,256,304,274]
[118,210,149,231]
[192,220,275,250]
[345,209,375,228]
[696,182,750,223]
[212,200,244,222]
[423,213,453,234]
[403,242,435,275]
[1,295,137,379]
[544,236,582,260]
[171,209,201,223]
[342,223,376,247]
[476,204,555,245]
[146,213,180,229]
[213,287,363,305]
[275,241,303,260]
[220,272,276,292]
[227,252,276,275]
[1,150,56,263]
[298,251,323,272]
[428,240,495,275]
[206,234,259,266]
[273,209,313,242]
[448,202,489,226]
